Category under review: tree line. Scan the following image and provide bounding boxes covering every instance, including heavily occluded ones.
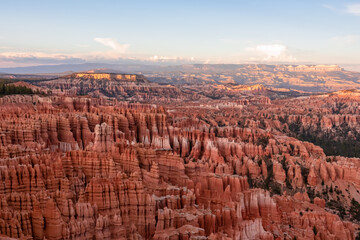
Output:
[0,79,45,96]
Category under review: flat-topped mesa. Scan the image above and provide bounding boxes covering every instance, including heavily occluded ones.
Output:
[69,72,148,83]
[286,64,343,72]
[328,89,360,98]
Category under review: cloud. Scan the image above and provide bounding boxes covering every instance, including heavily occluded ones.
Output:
[94,38,129,58]
[346,4,360,16]
[1,52,71,60]
[0,52,85,68]
[322,4,337,12]
[149,55,196,63]
[323,3,360,16]
[330,35,360,44]
[253,44,286,58]
[245,44,296,62]
[0,38,132,67]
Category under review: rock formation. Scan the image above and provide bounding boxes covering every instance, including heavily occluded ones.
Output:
[0,76,360,239]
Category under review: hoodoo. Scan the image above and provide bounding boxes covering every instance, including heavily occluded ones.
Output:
[1,1,360,238]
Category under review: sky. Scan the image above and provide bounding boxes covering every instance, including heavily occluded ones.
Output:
[0,0,360,67]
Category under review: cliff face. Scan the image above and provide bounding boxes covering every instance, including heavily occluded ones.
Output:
[33,72,194,104]
[31,72,289,104]
[71,73,148,82]
[145,64,360,92]
[0,93,359,239]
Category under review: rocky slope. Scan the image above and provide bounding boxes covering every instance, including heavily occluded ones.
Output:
[4,64,360,93]
[0,92,359,239]
[27,71,306,103]
[31,72,194,104]
[145,64,360,92]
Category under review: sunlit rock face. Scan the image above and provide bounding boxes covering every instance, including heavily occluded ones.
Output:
[33,72,192,104]
[145,64,360,92]
[0,81,360,239]
[72,73,147,82]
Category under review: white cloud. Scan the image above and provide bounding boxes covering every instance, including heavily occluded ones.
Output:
[0,38,131,67]
[7,38,130,61]
[324,3,360,16]
[323,4,337,12]
[149,55,196,63]
[0,52,72,59]
[0,39,199,67]
[94,38,129,58]
[245,44,296,62]
[331,35,360,44]
[346,4,360,16]
[0,51,84,68]
[253,44,286,58]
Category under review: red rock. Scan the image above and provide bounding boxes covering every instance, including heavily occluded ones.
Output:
[314,197,326,208]
[0,92,359,240]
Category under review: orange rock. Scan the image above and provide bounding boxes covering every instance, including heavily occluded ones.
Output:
[0,93,359,240]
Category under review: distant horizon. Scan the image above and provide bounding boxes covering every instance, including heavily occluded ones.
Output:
[1,61,360,75]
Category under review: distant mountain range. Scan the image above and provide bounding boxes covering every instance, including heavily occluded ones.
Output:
[0,62,360,74]
[1,63,360,93]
